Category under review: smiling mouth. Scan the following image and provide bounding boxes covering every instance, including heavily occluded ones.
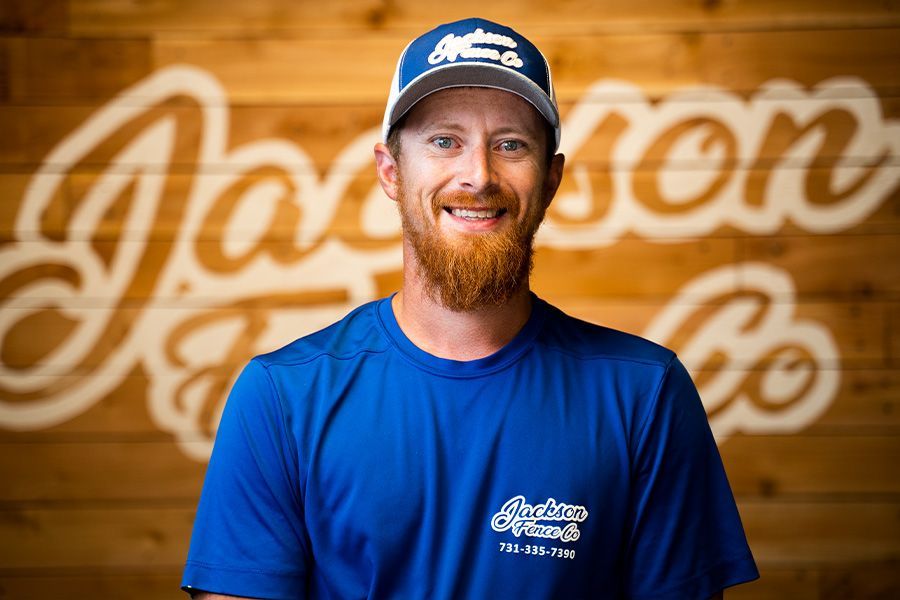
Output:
[445,207,507,220]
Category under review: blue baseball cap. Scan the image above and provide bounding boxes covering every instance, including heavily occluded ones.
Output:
[382,18,560,151]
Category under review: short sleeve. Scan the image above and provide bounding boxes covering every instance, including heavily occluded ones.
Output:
[182,358,309,599]
[624,357,759,599]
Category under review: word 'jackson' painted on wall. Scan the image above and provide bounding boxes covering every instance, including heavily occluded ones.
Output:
[0,66,896,460]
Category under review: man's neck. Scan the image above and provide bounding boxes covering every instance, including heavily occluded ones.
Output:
[391,276,534,362]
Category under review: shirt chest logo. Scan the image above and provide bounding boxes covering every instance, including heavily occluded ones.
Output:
[490,494,589,543]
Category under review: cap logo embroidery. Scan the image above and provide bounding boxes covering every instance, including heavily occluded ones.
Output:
[427,28,524,68]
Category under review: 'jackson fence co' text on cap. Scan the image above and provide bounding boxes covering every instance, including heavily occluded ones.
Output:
[382,17,560,151]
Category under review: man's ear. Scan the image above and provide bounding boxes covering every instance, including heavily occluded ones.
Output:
[374,142,400,201]
[542,153,566,210]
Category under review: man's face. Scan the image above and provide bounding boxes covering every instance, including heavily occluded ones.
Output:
[388,87,562,311]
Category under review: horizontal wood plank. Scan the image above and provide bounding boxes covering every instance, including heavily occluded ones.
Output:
[150,29,900,104]
[5,28,899,104]
[67,0,900,36]
[739,233,900,300]
[0,571,181,600]
[3,37,153,105]
[722,435,900,498]
[804,368,900,432]
[533,239,739,299]
[0,440,206,503]
[0,369,163,437]
[740,500,900,564]
[0,505,194,569]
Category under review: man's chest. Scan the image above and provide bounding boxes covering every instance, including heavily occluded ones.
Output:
[295,372,632,595]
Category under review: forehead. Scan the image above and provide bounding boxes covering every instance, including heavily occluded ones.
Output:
[402,87,545,136]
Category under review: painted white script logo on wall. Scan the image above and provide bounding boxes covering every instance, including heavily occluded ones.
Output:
[429,28,523,68]
[491,495,589,542]
[1,65,897,461]
[645,262,839,440]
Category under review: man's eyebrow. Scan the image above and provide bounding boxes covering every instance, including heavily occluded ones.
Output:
[491,125,542,140]
[413,121,466,136]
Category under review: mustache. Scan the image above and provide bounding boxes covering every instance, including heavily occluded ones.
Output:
[431,190,520,216]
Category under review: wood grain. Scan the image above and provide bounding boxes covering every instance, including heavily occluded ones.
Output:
[722,434,900,497]
[0,440,206,503]
[4,29,897,105]
[67,0,900,36]
[739,501,900,563]
[0,505,193,569]
[739,233,900,299]
[0,571,181,600]
[149,29,900,104]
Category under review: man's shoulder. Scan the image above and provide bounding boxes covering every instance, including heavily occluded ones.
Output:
[537,299,676,369]
[255,298,391,369]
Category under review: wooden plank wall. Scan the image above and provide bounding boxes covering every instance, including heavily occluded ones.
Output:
[1,1,899,597]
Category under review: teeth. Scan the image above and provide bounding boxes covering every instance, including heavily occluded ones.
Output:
[451,208,500,219]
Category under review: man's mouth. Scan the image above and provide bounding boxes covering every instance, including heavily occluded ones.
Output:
[445,207,507,220]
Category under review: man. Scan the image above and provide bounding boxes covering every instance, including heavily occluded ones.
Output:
[182,17,759,599]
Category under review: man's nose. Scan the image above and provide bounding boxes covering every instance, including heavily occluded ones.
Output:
[458,144,497,193]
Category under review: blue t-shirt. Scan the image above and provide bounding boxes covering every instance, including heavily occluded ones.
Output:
[182,295,758,599]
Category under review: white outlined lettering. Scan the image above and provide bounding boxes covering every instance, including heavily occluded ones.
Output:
[491,495,588,543]
[1,66,892,460]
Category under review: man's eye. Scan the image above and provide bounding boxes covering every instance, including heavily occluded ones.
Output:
[434,137,453,149]
[500,140,522,152]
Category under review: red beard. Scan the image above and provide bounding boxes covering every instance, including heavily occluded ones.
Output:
[397,186,546,311]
